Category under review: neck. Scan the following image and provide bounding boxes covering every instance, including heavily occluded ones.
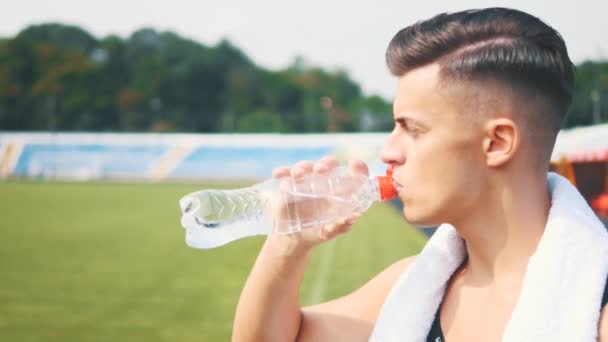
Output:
[453,170,551,284]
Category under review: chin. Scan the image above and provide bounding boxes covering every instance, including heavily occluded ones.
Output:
[402,208,442,228]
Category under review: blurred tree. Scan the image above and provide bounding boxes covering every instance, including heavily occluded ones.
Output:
[16,23,98,55]
[0,38,114,130]
[566,61,608,128]
[0,38,40,129]
[29,44,115,130]
[353,95,394,131]
[5,22,606,134]
[234,108,288,132]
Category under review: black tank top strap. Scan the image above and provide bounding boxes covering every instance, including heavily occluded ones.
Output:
[427,270,608,342]
[602,271,608,308]
[426,309,445,342]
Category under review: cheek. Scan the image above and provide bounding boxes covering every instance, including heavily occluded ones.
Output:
[399,141,451,186]
[432,153,486,217]
[398,142,485,222]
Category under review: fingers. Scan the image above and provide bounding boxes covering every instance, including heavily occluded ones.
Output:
[345,211,362,225]
[272,160,315,179]
[319,212,362,241]
[273,156,370,185]
[349,159,369,177]
[274,156,368,176]
[291,160,314,179]
[281,156,341,180]
[313,155,340,174]
[272,166,290,178]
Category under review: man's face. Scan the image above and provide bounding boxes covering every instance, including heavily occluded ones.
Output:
[381,63,489,227]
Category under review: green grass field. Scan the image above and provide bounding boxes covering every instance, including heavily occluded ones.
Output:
[0,181,427,341]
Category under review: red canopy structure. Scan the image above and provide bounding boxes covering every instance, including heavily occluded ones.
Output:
[551,123,608,219]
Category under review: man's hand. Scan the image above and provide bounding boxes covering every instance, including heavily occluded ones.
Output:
[268,156,370,251]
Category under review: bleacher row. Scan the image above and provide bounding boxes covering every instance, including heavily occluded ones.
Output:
[15,144,169,179]
[0,133,390,181]
[2,124,606,182]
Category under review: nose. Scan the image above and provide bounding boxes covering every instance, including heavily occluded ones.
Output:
[380,130,406,167]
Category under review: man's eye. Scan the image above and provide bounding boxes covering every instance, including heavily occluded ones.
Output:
[394,120,423,135]
[401,122,419,133]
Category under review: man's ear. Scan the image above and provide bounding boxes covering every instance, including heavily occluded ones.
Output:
[482,118,519,167]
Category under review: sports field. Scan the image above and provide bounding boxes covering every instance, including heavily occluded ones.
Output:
[0,181,427,341]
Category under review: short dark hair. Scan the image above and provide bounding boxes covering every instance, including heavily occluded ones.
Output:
[386,7,574,140]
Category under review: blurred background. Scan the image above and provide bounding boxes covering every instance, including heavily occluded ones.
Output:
[0,0,607,341]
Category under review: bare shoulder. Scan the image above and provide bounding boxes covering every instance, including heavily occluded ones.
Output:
[600,304,608,342]
[297,255,417,341]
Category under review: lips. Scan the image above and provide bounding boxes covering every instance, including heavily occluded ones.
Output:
[393,179,405,193]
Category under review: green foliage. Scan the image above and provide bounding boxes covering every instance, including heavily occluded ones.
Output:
[0,24,385,133]
[234,108,288,132]
[1,23,607,132]
[565,61,608,127]
[17,23,98,55]
[0,181,426,341]
[0,31,117,131]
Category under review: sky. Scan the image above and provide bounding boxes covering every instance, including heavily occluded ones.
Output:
[1,0,607,100]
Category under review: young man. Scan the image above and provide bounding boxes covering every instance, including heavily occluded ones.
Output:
[232,8,608,341]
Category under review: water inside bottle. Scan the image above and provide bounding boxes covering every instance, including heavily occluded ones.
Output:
[269,173,374,233]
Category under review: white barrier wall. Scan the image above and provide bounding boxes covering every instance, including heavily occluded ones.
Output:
[2,123,606,182]
[0,132,391,181]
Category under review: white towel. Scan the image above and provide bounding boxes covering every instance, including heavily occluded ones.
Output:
[370,172,608,341]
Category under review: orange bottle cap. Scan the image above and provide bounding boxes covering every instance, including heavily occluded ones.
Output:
[376,165,396,201]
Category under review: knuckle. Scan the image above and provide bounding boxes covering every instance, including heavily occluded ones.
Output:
[295,160,313,169]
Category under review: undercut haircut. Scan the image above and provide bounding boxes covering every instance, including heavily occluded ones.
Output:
[386,7,575,160]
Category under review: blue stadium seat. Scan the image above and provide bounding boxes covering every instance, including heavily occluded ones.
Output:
[170,146,334,180]
[14,144,169,179]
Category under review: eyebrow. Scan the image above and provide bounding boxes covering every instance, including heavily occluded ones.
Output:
[393,115,428,128]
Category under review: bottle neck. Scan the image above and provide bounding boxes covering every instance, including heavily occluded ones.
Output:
[369,177,383,202]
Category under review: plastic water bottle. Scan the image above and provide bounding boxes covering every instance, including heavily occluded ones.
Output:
[178,166,397,249]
